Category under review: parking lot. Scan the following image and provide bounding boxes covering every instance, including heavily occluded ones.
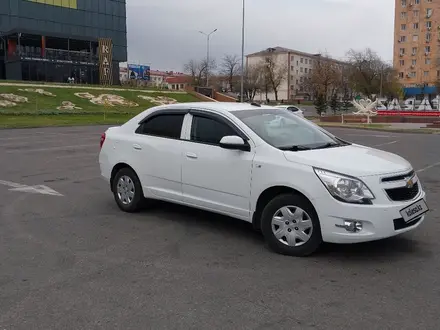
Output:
[0,125,439,330]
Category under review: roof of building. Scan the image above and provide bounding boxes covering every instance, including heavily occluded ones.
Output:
[246,46,346,64]
[165,76,192,84]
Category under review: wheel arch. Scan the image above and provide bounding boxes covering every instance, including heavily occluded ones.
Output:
[110,162,139,192]
[252,185,316,231]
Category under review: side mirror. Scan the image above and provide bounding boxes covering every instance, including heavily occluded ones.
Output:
[219,135,250,152]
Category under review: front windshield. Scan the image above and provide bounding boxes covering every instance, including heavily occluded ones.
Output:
[232,108,347,150]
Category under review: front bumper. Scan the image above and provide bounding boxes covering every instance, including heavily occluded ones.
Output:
[315,190,427,244]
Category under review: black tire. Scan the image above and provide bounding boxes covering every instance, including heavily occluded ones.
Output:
[260,193,322,257]
[112,167,144,213]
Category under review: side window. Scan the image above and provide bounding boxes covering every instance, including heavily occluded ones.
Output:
[287,107,298,112]
[136,114,185,139]
[191,115,237,145]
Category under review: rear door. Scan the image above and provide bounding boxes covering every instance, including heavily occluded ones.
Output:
[132,110,186,202]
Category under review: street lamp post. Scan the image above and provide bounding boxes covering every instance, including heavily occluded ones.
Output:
[240,0,245,102]
[199,29,217,87]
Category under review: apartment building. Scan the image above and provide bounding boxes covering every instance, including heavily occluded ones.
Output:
[394,0,439,95]
[246,47,345,101]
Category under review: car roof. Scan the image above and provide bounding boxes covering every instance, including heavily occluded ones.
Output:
[152,102,278,114]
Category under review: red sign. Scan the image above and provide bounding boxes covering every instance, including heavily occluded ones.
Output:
[377,111,440,117]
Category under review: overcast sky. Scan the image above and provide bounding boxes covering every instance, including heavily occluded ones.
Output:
[126,0,395,71]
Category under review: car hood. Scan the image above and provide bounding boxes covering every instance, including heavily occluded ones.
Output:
[283,144,412,177]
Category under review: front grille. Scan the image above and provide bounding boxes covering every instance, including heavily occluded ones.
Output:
[385,182,419,202]
[394,216,422,230]
[381,170,414,183]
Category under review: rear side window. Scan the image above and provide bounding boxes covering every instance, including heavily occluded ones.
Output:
[287,107,298,112]
[136,114,185,139]
[191,115,237,145]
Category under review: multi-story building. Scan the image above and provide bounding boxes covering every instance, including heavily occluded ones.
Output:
[394,0,439,96]
[246,47,346,102]
[0,0,127,84]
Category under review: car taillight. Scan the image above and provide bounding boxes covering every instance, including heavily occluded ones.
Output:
[100,133,106,149]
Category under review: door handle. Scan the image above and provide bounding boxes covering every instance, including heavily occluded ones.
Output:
[133,144,142,150]
[186,152,198,159]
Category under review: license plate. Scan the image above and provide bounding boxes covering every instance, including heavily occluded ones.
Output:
[399,199,429,223]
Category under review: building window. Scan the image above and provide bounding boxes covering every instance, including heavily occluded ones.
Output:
[413,23,419,29]
[291,56,294,61]
[305,59,308,64]
[400,48,406,55]
[300,67,303,72]
[412,47,417,55]
[296,61,299,65]
[426,33,431,41]
[412,59,417,66]
[401,0,406,7]
[399,72,404,78]
[400,59,405,66]
[425,46,431,53]
[413,34,419,41]
[401,12,407,19]
[424,71,429,76]
[305,68,308,73]
[426,21,432,28]
[291,65,294,70]
[401,24,406,30]
[309,69,312,74]
[410,72,416,77]
[400,36,407,42]
[425,58,431,64]
[300,58,304,63]
[426,8,433,18]
[413,10,419,18]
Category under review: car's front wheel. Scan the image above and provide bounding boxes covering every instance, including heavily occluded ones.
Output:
[261,193,323,257]
[112,167,144,213]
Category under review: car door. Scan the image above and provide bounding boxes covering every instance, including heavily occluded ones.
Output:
[132,110,185,202]
[181,111,254,220]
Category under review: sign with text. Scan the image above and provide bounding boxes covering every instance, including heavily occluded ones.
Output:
[98,38,113,85]
[128,64,151,81]
[26,0,77,9]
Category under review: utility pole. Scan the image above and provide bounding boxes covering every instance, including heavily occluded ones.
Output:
[199,29,217,87]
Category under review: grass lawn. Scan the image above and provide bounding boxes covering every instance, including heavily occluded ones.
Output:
[0,85,199,115]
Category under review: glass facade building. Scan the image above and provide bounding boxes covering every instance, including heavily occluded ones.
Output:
[0,0,127,84]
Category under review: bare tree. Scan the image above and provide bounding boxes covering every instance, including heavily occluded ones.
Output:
[183,58,217,87]
[243,63,264,100]
[220,54,241,92]
[261,53,286,101]
[346,48,399,99]
[301,54,343,100]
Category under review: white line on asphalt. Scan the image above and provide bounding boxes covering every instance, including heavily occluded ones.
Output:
[4,144,97,153]
[0,179,63,196]
[345,134,394,138]
[416,161,440,173]
[374,140,398,147]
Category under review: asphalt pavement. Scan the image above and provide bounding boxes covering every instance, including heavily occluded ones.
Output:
[0,125,439,330]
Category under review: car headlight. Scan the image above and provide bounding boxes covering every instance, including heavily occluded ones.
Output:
[314,168,375,204]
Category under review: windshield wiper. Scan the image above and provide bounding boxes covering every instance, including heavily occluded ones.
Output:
[311,142,343,150]
[279,145,312,151]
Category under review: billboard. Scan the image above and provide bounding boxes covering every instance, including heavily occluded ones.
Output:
[99,38,113,85]
[128,64,151,81]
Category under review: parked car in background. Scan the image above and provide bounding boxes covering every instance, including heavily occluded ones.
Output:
[99,102,428,257]
[275,105,305,117]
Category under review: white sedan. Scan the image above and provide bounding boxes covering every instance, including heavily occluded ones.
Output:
[99,102,428,257]
[275,105,305,117]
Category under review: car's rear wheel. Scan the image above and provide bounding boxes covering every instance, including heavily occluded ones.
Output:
[112,167,144,213]
[261,193,322,257]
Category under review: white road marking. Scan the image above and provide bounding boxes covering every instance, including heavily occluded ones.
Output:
[0,179,63,196]
[416,161,440,173]
[345,134,394,138]
[374,140,398,147]
[4,144,97,153]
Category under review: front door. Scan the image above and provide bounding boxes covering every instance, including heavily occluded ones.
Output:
[181,112,254,220]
